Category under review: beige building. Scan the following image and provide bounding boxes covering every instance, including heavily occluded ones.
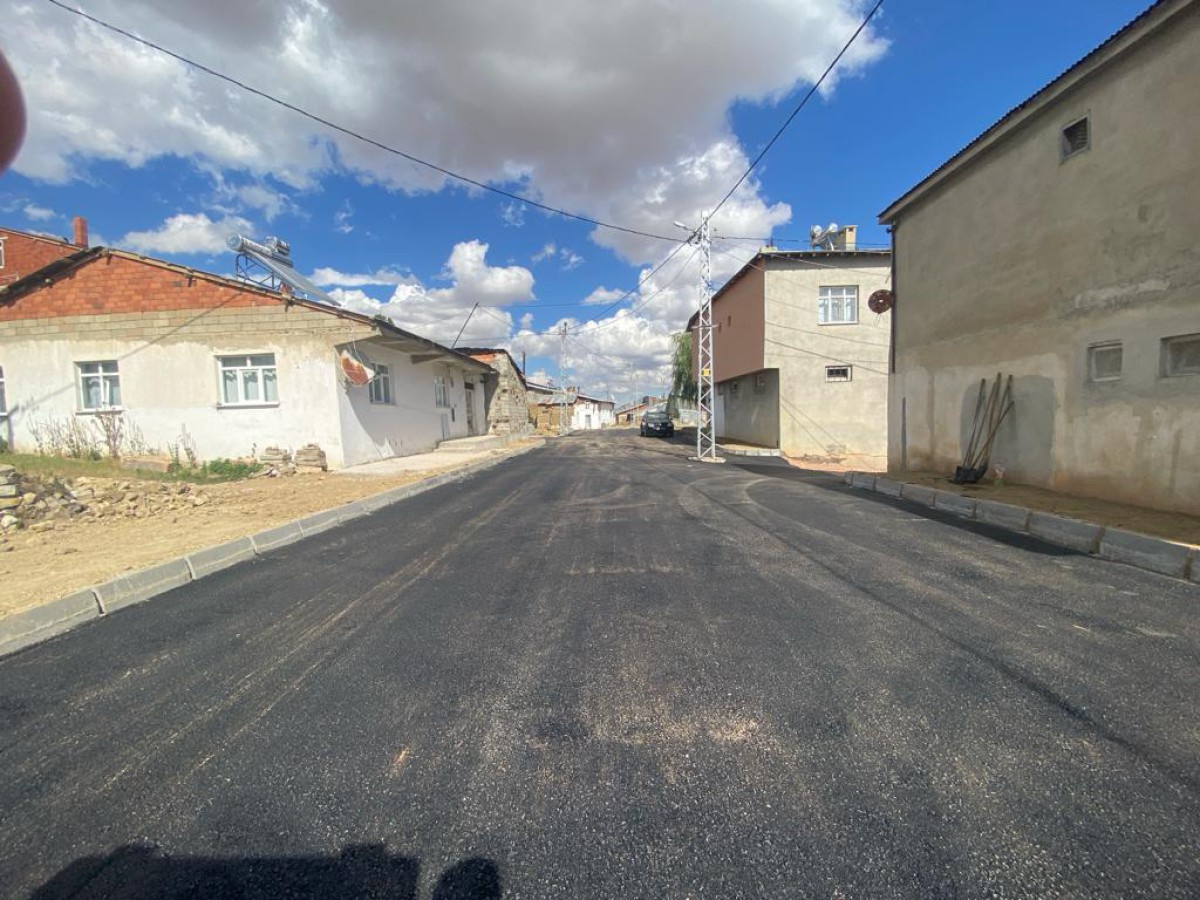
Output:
[690,236,892,465]
[880,0,1200,514]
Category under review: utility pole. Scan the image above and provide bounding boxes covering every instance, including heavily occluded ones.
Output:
[676,214,721,462]
[558,322,569,435]
[451,302,478,349]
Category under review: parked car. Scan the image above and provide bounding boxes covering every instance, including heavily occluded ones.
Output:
[640,410,674,438]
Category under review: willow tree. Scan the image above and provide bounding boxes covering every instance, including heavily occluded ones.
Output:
[671,331,697,402]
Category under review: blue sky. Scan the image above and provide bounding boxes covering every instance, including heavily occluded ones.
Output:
[1,0,1152,401]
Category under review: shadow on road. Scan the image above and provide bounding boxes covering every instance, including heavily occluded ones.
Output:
[30,844,501,900]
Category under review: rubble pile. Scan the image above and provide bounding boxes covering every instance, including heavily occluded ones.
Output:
[293,444,328,473]
[0,464,213,537]
[256,447,297,478]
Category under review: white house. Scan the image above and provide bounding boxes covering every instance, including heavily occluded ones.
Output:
[0,226,493,468]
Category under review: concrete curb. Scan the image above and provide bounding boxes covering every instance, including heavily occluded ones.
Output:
[0,440,546,659]
[841,472,1199,583]
[0,589,101,655]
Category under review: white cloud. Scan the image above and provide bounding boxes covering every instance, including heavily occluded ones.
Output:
[322,239,535,345]
[580,287,625,306]
[531,242,556,263]
[500,201,526,228]
[559,248,584,271]
[334,200,354,234]
[8,0,886,254]
[120,212,252,255]
[309,266,416,288]
[23,203,57,222]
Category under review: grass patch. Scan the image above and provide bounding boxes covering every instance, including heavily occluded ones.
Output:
[0,453,260,484]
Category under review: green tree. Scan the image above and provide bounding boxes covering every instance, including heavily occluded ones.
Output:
[671,331,697,402]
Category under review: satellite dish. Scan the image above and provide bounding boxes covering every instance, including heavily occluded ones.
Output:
[339,347,376,386]
[868,289,895,314]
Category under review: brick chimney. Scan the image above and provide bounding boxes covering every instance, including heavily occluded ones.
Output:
[72,215,88,249]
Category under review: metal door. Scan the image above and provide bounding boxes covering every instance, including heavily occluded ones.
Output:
[464,383,477,435]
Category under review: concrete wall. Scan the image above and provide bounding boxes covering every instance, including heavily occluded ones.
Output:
[707,266,765,382]
[476,353,530,435]
[763,257,891,465]
[717,369,779,448]
[570,398,614,430]
[887,6,1200,513]
[335,344,486,466]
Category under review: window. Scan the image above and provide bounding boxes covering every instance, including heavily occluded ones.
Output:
[434,375,448,407]
[1061,116,1090,159]
[1162,333,1200,377]
[369,364,393,404]
[77,361,121,410]
[825,365,852,382]
[1087,342,1122,382]
[0,365,6,417]
[219,354,277,405]
[0,239,5,269]
[818,286,858,324]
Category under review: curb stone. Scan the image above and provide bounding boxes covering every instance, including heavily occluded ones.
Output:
[1099,528,1193,579]
[186,537,257,580]
[842,472,1197,583]
[1028,511,1104,554]
[0,441,545,659]
[0,590,101,655]
[95,558,193,614]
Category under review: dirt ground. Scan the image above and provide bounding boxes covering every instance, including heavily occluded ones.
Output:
[0,468,452,619]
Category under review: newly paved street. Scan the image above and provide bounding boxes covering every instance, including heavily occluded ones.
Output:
[2,431,1198,898]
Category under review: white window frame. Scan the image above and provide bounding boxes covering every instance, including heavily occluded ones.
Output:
[818,285,859,325]
[1162,333,1200,378]
[825,365,853,383]
[0,365,6,417]
[434,375,448,408]
[77,360,122,411]
[0,238,6,270]
[218,353,279,407]
[369,363,393,405]
[1087,341,1122,382]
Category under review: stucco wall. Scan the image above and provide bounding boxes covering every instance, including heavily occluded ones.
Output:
[0,305,359,465]
[335,344,487,466]
[887,7,1200,512]
[763,257,891,464]
[718,370,779,448]
[707,266,765,382]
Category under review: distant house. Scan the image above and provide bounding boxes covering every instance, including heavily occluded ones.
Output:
[526,381,614,431]
[879,0,1200,513]
[688,227,892,465]
[459,348,531,436]
[0,221,493,468]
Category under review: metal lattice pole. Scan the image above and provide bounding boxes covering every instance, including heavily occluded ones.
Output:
[558,322,569,435]
[694,216,719,461]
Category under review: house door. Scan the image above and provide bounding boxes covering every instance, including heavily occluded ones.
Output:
[464,383,477,435]
[440,413,451,441]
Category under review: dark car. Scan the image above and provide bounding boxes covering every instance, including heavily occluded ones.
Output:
[639,410,674,438]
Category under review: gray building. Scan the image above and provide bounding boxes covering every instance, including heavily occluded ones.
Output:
[880,0,1200,514]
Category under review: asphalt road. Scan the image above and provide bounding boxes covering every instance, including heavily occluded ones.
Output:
[2,430,1198,899]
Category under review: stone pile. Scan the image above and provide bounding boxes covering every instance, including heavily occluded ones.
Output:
[0,466,213,536]
[256,446,297,477]
[293,443,327,473]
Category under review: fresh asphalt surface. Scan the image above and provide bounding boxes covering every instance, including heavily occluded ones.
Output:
[2,431,1198,899]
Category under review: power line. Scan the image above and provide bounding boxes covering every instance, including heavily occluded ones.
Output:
[43,0,686,247]
[702,0,885,228]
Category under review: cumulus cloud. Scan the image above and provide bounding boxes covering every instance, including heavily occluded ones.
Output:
[120,212,252,255]
[321,239,535,345]
[9,0,886,252]
[23,204,57,222]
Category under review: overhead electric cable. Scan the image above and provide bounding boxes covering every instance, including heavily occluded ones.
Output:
[701,0,885,227]
[44,0,687,246]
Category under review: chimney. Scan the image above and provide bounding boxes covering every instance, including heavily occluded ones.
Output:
[72,216,88,249]
[833,224,856,251]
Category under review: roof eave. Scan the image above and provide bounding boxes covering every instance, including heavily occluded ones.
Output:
[879,0,1190,224]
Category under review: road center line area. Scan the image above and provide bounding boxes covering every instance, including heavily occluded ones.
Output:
[2,431,1197,898]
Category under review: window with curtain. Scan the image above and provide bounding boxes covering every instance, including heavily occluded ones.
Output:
[219,354,278,405]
